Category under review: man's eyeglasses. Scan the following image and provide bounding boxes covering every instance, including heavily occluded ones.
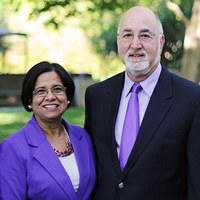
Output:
[33,85,66,97]
[117,31,161,43]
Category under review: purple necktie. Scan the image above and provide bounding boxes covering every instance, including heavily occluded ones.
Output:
[119,83,142,170]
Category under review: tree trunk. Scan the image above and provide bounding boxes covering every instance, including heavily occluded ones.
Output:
[180,0,200,82]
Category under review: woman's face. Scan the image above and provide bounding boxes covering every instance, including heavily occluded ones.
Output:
[31,71,68,125]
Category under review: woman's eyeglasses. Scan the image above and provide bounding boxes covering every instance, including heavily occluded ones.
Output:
[33,85,66,97]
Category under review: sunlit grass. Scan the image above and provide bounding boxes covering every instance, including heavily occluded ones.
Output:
[0,107,84,142]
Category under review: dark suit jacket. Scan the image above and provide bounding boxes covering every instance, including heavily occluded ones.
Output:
[0,115,96,200]
[84,65,200,200]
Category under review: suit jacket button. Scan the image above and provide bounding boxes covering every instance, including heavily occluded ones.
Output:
[118,182,124,189]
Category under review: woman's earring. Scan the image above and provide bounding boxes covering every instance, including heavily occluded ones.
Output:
[68,101,70,104]
[28,105,32,109]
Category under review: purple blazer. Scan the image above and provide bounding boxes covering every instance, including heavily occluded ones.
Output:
[0,115,96,200]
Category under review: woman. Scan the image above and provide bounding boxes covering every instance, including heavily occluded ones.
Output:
[0,61,96,200]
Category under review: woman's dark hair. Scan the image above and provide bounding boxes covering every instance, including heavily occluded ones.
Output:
[21,61,75,112]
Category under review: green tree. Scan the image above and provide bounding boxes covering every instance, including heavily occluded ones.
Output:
[4,0,198,81]
[166,0,200,82]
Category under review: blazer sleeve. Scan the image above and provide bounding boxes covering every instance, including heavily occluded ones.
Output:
[187,104,200,199]
[0,138,27,200]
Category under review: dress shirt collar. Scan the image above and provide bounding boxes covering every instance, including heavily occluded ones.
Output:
[124,63,162,97]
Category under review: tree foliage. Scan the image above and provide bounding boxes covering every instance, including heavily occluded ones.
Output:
[2,0,199,81]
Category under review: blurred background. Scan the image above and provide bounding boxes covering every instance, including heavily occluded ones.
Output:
[0,0,200,108]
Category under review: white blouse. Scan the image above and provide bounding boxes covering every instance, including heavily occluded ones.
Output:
[59,153,80,192]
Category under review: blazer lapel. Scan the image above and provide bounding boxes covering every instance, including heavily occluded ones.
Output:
[123,67,174,174]
[102,72,125,174]
[25,116,75,199]
[65,122,91,199]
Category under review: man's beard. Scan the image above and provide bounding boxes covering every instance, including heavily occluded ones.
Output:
[125,50,150,76]
[125,59,150,76]
[124,49,160,76]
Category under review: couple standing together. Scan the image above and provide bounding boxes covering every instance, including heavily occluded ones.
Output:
[1,5,200,200]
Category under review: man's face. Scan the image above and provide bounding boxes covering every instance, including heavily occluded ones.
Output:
[117,7,165,78]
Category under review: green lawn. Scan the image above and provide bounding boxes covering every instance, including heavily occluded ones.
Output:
[0,107,85,142]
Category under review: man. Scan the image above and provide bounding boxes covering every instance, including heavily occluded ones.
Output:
[84,6,200,200]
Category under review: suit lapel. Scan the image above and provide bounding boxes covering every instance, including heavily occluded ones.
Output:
[34,140,76,199]
[123,67,173,174]
[25,116,75,199]
[102,72,125,174]
[66,122,91,199]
